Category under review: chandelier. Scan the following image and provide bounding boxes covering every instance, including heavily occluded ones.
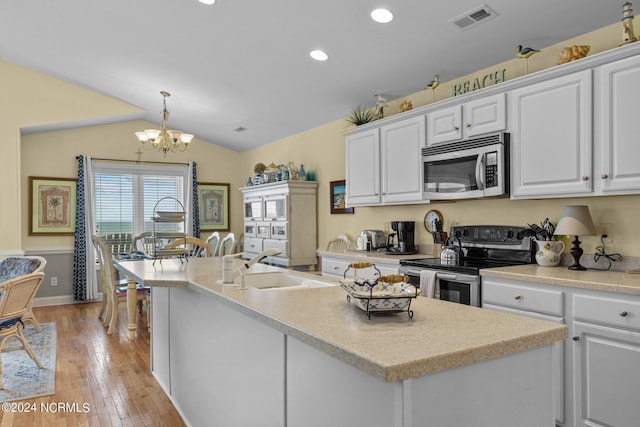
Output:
[135,91,193,156]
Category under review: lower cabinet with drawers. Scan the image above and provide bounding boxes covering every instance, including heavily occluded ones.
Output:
[482,276,640,427]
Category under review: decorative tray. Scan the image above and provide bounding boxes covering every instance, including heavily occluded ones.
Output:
[155,211,185,219]
[339,275,421,319]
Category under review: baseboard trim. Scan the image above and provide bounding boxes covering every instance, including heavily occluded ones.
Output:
[34,293,103,307]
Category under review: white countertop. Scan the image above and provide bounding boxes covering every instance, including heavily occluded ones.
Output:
[115,257,566,382]
[480,264,640,295]
[317,249,431,264]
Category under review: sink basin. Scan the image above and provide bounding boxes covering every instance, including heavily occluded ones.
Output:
[235,271,335,290]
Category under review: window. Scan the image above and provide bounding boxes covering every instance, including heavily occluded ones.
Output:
[92,162,189,241]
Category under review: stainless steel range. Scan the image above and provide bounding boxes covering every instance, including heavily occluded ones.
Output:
[399,225,535,306]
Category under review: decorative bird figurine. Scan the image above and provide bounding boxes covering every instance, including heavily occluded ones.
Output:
[425,74,440,91]
[425,74,440,102]
[514,45,540,59]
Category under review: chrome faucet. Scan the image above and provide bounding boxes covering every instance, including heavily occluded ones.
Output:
[222,248,282,287]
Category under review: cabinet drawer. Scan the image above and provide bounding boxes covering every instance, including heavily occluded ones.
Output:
[263,239,288,257]
[244,237,263,254]
[321,258,350,277]
[574,294,640,332]
[482,280,564,317]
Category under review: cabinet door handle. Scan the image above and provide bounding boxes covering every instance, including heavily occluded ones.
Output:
[619,310,628,317]
[581,176,589,181]
[514,295,522,301]
[572,336,580,341]
[601,174,609,179]
[453,126,460,131]
[465,123,471,128]
[333,266,340,270]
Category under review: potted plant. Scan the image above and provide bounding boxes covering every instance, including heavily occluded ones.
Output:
[345,105,376,126]
[526,218,565,267]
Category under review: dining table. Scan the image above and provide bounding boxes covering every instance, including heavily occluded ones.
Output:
[112,251,155,340]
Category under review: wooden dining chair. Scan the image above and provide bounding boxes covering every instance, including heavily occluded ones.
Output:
[0,272,45,389]
[326,234,352,252]
[164,237,212,257]
[92,235,150,335]
[205,232,220,257]
[217,233,236,256]
[132,231,154,256]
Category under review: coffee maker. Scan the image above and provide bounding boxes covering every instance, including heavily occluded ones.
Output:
[386,221,417,254]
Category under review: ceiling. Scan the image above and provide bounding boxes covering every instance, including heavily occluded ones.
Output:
[1,0,619,152]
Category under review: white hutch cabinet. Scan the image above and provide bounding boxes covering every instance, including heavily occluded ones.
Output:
[241,180,317,269]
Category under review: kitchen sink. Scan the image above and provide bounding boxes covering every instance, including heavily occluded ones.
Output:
[236,271,335,290]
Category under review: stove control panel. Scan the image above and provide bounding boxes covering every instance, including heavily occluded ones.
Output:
[451,225,528,245]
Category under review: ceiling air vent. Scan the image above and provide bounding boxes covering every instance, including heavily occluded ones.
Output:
[449,4,498,31]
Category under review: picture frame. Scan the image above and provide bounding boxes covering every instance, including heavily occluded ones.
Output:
[330,180,353,214]
[197,182,230,231]
[29,176,77,235]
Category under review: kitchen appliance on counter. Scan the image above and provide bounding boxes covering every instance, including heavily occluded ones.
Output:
[422,132,509,200]
[356,230,387,251]
[399,225,534,306]
[386,221,417,255]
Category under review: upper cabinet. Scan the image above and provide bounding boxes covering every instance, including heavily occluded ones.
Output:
[346,116,426,207]
[427,93,506,146]
[597,55,640,194]
[345,128,380,206]
[509,70,593,199]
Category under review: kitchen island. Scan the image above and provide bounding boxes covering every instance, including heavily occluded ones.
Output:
[115,257,566,427]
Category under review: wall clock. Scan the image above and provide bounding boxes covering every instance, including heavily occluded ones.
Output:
[424,209,443,232]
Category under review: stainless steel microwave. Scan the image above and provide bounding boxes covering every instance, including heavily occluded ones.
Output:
[422,132,509,200]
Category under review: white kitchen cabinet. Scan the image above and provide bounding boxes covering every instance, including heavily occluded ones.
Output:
[241,181,317,268]
[482,277,566,424]
[426,93,506,146]
[346,116,426,207]
[345,128,381,206]
[509,70,593,199]
[572,293,640,427]
[380,115,425,204]
[597,54,640,194]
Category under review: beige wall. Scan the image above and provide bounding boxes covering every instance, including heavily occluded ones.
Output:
[7,18,640,261]
[20,121,245,250]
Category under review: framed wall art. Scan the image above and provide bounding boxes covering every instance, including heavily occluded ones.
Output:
[197,182,230,231]
[29,176,77,235]
[330,180,353,214]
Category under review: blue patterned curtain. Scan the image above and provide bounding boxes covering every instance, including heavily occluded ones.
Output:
[191,162,200,238]
[73,156,87,301]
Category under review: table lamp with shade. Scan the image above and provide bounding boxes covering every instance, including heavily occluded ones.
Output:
[553,205,596,270]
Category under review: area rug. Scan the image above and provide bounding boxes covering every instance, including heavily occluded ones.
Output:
[0,322,56,402]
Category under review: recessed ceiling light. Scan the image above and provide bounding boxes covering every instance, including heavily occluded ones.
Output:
[371,8,394,24]
[199,0,216,5]
[310,50,329,61]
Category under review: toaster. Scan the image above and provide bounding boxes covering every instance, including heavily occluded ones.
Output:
[361,230,387,250]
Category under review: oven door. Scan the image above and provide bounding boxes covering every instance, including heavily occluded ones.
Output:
[402,268,481,307]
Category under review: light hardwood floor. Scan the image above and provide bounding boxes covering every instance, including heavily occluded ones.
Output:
[0,302,185,427]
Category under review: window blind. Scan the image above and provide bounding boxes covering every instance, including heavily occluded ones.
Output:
[92,162,188,238]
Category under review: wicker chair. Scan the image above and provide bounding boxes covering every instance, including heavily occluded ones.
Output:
[0,256,46,332]
[92,235,150,335]
[0,272,45,389]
